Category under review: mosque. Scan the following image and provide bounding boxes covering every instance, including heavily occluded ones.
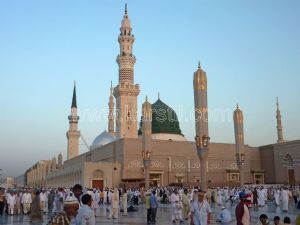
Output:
[25,6,300,189]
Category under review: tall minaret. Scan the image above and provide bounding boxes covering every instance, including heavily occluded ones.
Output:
[66,82,80,159]
[142,96,152,154]
[51,156,57,172]
[108,81,115,135]
[57,153,63,170]
[193,62,209,190]
[233,104,245,187]
[113,4,140,139]
[276,97,284,143]
[142,96,152,188]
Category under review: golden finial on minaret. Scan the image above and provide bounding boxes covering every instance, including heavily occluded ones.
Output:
[198,61,201,69]
[145,95,148,102]
[237,103,239,109]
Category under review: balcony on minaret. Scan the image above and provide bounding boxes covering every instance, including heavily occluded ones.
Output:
[113,83,140,98]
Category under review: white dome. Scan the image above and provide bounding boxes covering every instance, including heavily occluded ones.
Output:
[91,131,115,150]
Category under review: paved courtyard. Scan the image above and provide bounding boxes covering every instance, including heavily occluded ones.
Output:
[0,201,299,225]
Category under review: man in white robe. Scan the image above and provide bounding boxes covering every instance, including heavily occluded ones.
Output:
[21,191,32,214]
[224,188,229,202]
[217,188,223,206]
[280,187,290,212]
[76,194,96,225]
[274,189,280,206]
[258,188,265,207]
[170,189,182,222]
[7,192,16,215]
[108,188,119,219]
[122,189,128,216]
[40,190,47,213]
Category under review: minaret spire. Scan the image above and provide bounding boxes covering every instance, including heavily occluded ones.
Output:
[71,81,77,108]
[67,82,80,159]
[125,3,127,14]
[276,97,284,143]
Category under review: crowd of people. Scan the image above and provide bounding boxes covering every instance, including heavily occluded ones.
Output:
[0,184,300,225]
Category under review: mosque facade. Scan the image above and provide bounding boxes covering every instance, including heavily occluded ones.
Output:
[25,7,300,189]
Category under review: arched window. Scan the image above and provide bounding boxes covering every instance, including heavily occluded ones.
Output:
[284,154,294,168]
[92,170,104,179]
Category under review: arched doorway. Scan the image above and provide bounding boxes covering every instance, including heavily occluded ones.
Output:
[284,154,295,185]
[92,170,104,189]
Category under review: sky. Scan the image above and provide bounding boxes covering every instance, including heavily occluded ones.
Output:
[0,0,299,177]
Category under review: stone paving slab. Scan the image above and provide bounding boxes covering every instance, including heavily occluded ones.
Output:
[0,202,299,225]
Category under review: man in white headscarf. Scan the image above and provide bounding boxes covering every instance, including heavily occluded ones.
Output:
[108,188,119,219]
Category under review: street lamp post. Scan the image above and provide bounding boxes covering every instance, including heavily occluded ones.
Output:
[142,150,151,189]
[236,153,245,187]
[195,135,210,190]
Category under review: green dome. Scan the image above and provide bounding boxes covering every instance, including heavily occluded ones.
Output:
[138,99,183,135]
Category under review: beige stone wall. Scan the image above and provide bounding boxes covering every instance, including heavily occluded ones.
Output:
[119,138,262,186]
[46,162,84,188]
[90,140,115,162]
[46,159,121,188]
[273,140,300,184]
[259,145,275,183]
[83,162,121,188]
[26,160,50,187]
[26,138,300,187]
[260,140,300,185]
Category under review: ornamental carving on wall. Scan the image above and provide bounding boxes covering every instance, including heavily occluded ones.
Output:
[128,160,143,168]
[151,160,164,168]
[228,162,238,170]
[208,161,222,170]
[173,160,185,169]
[282,153,294,168]
[191,161,200,169]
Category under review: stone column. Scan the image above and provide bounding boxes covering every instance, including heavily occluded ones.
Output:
[144,159,151,189]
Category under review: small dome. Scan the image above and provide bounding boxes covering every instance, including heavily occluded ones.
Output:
[91,131,115,150]
[139,98,183,136]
